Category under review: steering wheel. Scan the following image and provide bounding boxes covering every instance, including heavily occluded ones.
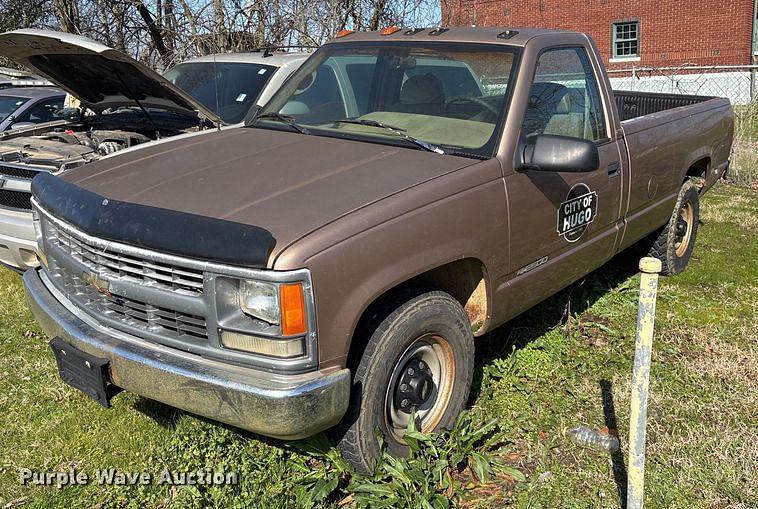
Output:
[445,95,499,117]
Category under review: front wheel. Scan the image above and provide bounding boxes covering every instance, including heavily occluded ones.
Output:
[337,291,475,473]
[646,179,700,275]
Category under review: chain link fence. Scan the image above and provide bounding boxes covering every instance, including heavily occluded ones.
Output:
[608,65,758,187]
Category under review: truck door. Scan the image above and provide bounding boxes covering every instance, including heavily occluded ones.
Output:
[503,45,624,314]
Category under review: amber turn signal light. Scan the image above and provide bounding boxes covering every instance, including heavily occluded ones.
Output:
[280,283,307,336]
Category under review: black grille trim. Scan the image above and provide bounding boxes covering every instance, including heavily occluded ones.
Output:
[0,162,48,180]
[0,189,32,211]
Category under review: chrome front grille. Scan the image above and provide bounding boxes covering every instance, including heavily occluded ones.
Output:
[47,259,208,340]
[37,207,210,344]
[102,298,207,339]
[48,218,204,296]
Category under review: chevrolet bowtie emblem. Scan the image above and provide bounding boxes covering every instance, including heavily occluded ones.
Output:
[83,271,112,297]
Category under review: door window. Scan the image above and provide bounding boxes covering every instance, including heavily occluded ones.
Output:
[522,47,606,141]
[0,96,27,122]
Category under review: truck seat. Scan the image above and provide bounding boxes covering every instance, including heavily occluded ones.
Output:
[543,89,588,139]
[391,74,446,116]
[522,82,567,137]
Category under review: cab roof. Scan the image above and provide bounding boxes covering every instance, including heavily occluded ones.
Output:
[326,26,577,47]
[0,86,65,99]
[181,52,310,67]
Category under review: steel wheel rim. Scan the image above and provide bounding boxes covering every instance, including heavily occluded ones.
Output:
[675,201,694,257]
[384,333,456,443]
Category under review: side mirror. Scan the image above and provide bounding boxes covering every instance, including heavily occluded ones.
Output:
[518,134,600,173]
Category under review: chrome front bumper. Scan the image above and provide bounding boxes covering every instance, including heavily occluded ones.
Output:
[0,208,38,271]
[23,269,350,440]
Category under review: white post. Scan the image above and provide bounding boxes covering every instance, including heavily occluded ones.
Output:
[627,257,662,509]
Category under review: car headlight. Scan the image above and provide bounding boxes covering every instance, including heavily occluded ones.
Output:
[239,280,280,324]
[215,275,313,361]
[238,281,308,337]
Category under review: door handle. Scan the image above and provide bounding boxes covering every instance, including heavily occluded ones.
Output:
[607,162,621,178]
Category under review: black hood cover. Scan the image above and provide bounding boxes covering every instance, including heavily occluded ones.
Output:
[32,172,276,268]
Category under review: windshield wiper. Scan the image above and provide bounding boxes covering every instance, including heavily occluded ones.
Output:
[332,118,406,131]
[252,112,311,135]
[331,118,445,154]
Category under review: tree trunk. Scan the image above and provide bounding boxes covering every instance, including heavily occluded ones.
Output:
[163,0,175,53]
[368,0,389,31]
[132,0,171,67]
[213,0,226,52]
[52,0,81,33]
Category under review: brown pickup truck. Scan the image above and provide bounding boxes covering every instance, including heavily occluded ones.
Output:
[23,27,733,472]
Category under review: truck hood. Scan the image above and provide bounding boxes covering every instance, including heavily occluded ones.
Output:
[0,29,220,124]
[60,127,476,263]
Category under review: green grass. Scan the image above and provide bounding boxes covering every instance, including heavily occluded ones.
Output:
[731,105,758,187]
[1,184,755,508]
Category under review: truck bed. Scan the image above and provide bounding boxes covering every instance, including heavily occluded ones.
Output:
[613,90,716,122]
[614,88,732,250]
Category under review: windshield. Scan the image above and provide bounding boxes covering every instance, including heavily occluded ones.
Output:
[257,43,520,157]
[164,62,277,124]
[0,95,27,122]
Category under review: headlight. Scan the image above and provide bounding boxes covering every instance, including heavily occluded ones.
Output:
[239,280,279,324]
[238,281,308,336]
[215,275,312,362]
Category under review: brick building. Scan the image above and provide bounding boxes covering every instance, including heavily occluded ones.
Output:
[441,0,756,70]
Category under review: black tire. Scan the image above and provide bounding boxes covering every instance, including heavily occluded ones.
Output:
[336,291,475,473]
[646,179,700,276]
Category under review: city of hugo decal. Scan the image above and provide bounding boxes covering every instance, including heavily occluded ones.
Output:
[557,183,598,242]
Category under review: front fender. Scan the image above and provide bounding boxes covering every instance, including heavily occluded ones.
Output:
[274,159,508,370]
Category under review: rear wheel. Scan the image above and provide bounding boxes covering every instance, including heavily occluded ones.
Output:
[337,291,475,473]
[646,179,700,275]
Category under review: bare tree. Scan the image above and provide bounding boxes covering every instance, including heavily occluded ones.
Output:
[3,0,440,69]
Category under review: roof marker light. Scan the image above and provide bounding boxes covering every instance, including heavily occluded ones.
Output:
[336,29,354,38]
[403,28,425,35]
[380,26,402,36]
[428,27,449,36]
[497,30,519,39]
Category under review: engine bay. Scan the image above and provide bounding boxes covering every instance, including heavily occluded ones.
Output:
[0,108,205,171]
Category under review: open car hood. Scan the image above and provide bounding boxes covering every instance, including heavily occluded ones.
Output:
[0,29,220,124]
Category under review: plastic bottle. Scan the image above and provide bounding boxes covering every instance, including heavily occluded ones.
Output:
[568,425,620,453]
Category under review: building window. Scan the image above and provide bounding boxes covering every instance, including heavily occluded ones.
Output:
[612,21,639,59]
